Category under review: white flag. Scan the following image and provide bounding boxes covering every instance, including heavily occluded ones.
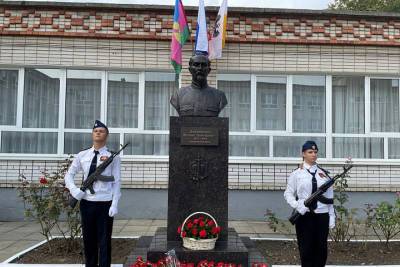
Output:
[195,0,208,54]
[209,0,228,60]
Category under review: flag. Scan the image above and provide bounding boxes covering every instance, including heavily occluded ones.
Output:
[170,0,190,74]
[195,0,208,55]
[209,0,228,60]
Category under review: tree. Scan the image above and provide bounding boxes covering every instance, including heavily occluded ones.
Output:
[329,0,400,12]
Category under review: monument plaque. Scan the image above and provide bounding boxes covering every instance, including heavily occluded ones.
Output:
[181,127,219,146]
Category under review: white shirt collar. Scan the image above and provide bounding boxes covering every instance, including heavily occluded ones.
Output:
[90,146,108,153]
[303,161,317,172]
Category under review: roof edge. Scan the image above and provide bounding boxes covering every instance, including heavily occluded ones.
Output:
[2,1,400,19]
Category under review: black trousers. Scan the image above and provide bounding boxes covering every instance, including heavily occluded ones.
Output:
[295,212,329,267]
[80,199,113,267]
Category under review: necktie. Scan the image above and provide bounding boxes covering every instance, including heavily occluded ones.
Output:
[306,168,318,211]
[88,150,99,177]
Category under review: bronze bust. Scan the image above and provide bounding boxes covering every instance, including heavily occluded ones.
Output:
[170,54,228,117]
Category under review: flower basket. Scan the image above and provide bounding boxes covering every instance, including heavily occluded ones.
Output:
[179,211,220,250]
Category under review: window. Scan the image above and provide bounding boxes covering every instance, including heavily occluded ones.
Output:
[1,132,57,154]
[257,76,286,130]
[274,136,326,158]
[144,73,175,130]
[23,69,61,128]
[389,138,400,159]
[0,70,18,125]
[332,76,365,133]
[292,76,325,133]
[65,70,102,129]
[1,68,399,160]
[218,75,251,131]
[370,79,400,132]
[230,135,269,157]
[333,137,383,159]
[107,73,139,128]
[124,134,168,155]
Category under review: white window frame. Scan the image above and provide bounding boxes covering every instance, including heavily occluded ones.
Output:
[1,68,400,164]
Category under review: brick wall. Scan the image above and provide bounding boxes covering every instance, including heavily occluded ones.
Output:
[2,4,400,47]
[1,3,400,192]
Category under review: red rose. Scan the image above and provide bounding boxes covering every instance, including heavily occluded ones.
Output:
[177,226,182,234]
[193,218,199,225]
[211,226,221,235]
[199,229,207,238]
[187,222,193,229]
[207,220,215,227]
[192,228,198,236]
[181,231,187,237]
[217,262,224,267]
[199,220,205,227]
[208,261,215,267]
[39,177,48,184]
[187,263,195,267]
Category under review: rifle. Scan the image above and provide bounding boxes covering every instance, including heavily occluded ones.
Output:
[288,163,353,225]
[68,143,129,208]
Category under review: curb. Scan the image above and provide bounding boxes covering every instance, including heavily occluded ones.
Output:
[2,237,400,266]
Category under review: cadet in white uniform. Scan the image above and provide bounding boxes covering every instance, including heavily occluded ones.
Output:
[65,120,121,267]
[284,141,335,267]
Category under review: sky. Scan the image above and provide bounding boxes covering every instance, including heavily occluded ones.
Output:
[21,0,333,9]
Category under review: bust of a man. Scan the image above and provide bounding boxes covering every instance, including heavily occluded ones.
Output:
[170,54,228,117]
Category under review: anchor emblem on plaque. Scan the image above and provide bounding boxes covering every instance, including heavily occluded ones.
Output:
[189,154,208,182]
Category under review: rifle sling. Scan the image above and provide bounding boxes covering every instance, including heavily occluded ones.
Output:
[317,195,333,205]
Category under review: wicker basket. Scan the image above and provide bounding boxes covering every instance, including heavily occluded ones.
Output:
[180,211,218,250]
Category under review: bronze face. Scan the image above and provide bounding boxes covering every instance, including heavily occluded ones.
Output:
[189,55,211,87]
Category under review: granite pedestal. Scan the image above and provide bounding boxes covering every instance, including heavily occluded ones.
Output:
[124,116,258,266]
[147,227,248,265]
[167,116,229,242]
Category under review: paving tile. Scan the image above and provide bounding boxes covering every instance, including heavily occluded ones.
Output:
[228,221,251,228]
[150,219,167,226]
[233,226,257,234]
[120,225,150,233]
[252,225,277,234]
[117,231,143,237]
[113,219,129,226]
[0,241,16,250]
[125,219,153,226]
[5,240,40,253]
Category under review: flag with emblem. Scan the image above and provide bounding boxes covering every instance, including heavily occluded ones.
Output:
[170,0,190,74]
[209,0,228,60]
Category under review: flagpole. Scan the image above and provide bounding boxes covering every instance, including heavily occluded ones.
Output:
[175,73,180,91]
[190,29,194,54]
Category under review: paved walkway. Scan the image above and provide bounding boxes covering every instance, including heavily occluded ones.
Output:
[0,219,282,262]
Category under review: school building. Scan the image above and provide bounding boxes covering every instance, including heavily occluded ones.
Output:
[0,1,399,220]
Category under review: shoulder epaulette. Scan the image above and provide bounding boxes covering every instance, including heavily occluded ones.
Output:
[317,164,330,176]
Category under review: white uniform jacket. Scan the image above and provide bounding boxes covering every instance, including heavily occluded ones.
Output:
[64,146,121,206]
[284,162,335,226]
